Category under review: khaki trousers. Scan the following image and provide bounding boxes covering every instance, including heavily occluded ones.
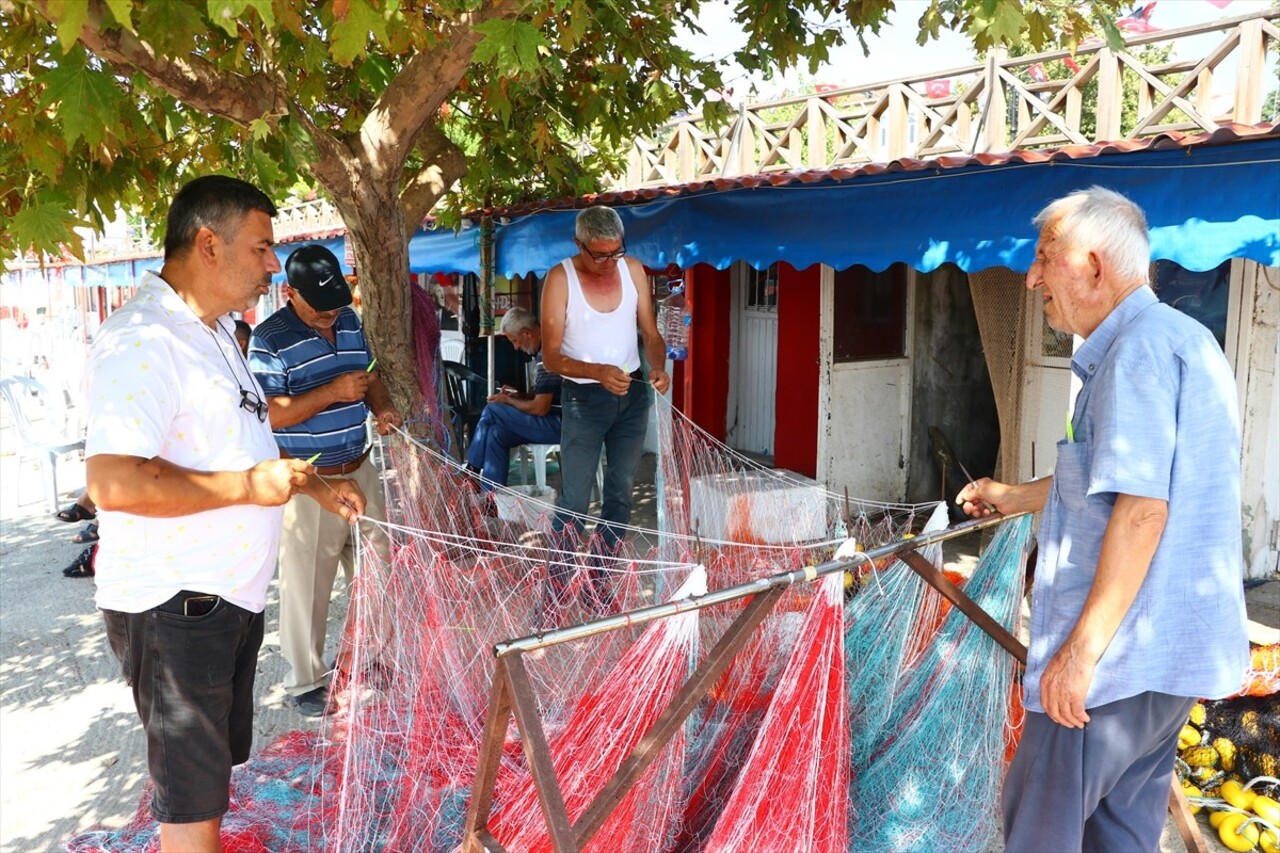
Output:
[278,457,388,696]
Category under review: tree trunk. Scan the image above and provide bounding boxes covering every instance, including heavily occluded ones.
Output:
[343,203,424,422]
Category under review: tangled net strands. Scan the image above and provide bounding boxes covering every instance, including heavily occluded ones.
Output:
[488,567,707,852]
[848,514,1034,853]
[68,389,1043,853]
[702,573,850,853]
[844,503,954,773]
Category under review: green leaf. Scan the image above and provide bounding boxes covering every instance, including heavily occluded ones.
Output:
[565,0,590,45]
[36,53,124,148]
[984,2,1028,47]
[1097,16,1124,51]
[246,0,275,30]
[9,201,88,254]
[331,0,387,66]
[249,117,272,142]
[45,1,89,53]
[1025,10,1052,52]
[472,20,549,74]
[102,0,136,33]
[138,2,207,56]
[206,0,251,38]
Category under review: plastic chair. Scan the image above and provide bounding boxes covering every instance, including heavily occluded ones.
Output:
[519,442,604,500]
[0,376,85,512]
[519,443,560,489]
[440,335,465,364]
[442,360,487,460]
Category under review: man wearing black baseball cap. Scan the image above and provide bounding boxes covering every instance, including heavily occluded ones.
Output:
[248,244,401,716]
[283,243,355,311]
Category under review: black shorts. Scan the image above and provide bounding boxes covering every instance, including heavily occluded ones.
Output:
[102,592,264,824]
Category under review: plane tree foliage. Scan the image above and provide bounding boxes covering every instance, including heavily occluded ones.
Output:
[0,0,1127,413]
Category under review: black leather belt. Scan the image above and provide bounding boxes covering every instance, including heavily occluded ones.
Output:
[314,447,370,476]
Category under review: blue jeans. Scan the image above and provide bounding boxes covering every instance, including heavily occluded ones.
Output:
[465,403,562,490]
[552,378,650,552]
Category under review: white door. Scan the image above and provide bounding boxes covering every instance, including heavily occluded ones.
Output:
[726,263,779,456]
[817,265,913,500]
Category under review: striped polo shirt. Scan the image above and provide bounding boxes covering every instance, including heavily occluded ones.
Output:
[248,304,370,466]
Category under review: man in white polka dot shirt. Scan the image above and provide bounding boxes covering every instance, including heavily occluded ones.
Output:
[84,176,365,853]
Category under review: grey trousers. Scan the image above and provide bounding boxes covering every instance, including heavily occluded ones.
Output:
[278,457,388,696]
[1003,691,1195,853]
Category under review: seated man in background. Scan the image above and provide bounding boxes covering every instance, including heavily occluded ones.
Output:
[466,307,561,490]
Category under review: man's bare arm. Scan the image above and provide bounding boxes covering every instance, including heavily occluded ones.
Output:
[630,257,669,384]
[364,372,402,433]
[956,476,1052,518]
[491,390,554,417]
[88,454,310,517]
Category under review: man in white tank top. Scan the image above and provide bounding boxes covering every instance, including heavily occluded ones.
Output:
[541,206,670,608]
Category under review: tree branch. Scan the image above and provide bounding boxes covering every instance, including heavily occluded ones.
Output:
[359,0,523,176]
[399,122,468,228]
[36,0,284,128]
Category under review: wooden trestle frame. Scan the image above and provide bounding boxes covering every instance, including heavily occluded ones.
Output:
[460,514,1205,853]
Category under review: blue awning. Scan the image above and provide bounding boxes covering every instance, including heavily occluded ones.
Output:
[493,135,1280,278]
[408,226,483,275]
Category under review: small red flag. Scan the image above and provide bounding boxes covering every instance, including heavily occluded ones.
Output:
[1116,2,1160,34]
[924,79,951,98]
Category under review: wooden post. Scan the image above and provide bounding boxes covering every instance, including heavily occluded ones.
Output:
[462,658,515,853]
[982,49,1008,153]
[1233,18,1266,124]
[807,98,827,170]
[505,654,577,852]
[1169,775,1209,853]
[898,550,1027,662]
[886,84,908,159]
[1094,48,1122,141]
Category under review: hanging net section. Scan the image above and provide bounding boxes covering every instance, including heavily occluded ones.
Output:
[66,385,1044,853]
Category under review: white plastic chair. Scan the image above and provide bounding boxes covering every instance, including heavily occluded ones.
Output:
[440,335,465,364]
[0,375,85,512]
[519,443,560,490]
[519,443,604,500]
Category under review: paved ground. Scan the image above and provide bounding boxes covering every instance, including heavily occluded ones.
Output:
[0,452,338,853]
[1,445,1274,852]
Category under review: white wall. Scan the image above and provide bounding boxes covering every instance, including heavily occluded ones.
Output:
[1235,262,1280,579]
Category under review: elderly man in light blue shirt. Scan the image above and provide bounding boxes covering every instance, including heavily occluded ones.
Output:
[959,186,1248,852]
